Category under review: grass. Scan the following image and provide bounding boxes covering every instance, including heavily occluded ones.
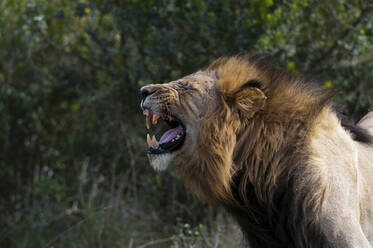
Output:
[2,196,245,248]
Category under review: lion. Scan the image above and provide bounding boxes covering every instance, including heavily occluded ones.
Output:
[140,54,373,248]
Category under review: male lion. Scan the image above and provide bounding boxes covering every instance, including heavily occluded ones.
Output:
[140,54,373,248]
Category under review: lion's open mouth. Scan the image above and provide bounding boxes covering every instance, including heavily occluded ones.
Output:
[143,109,186,154]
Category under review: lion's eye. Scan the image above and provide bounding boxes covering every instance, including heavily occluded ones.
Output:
[176,80,196,91]
[178,85,195,90]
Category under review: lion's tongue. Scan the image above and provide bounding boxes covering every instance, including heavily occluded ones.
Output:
[159,125,183,144]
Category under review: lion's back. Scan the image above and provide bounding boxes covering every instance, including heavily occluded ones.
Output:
[356,111,373,243]
[358,111,373,135]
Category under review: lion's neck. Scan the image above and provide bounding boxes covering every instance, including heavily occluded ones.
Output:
[228,107,334,248]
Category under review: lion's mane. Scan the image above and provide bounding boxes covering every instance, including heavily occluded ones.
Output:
[177,54,372,248]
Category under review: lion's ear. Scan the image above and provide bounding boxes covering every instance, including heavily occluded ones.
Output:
[225,84,267,118]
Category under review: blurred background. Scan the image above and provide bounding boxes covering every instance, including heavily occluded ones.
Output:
[1,0,373,247]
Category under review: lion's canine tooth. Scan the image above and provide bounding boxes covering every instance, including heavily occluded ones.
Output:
[152,135,159,149]
[147,134,152,147]
[152,114,160,125]
[146,115,151,129]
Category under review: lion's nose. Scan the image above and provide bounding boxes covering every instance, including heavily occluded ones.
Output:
[140,86,156,99]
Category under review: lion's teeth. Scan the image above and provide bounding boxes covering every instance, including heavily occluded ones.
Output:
[146,114,151,129]
[152,114,160,125]
[147,134,152,147]
[143,109,151,129]
[147,134,159,149]
[152,135,159,149]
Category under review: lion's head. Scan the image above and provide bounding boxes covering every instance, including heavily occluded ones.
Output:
[140,54,333,202]
[140,71,218,170]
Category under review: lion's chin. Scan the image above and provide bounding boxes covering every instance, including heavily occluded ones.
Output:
[147,153,174,171]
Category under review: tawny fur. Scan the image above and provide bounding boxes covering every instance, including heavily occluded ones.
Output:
[140,54,373,248]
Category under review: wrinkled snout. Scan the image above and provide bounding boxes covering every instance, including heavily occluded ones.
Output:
[140,84,160,110]
[140,84,159,99]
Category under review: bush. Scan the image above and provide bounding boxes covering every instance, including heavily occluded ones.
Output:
[1,0,372,247]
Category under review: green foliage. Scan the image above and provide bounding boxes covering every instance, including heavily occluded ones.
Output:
[0,0,372,247]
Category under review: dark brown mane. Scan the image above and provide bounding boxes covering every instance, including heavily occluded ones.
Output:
[212,54,335,247]
[180,54,342,247]
[143,53,373,248]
